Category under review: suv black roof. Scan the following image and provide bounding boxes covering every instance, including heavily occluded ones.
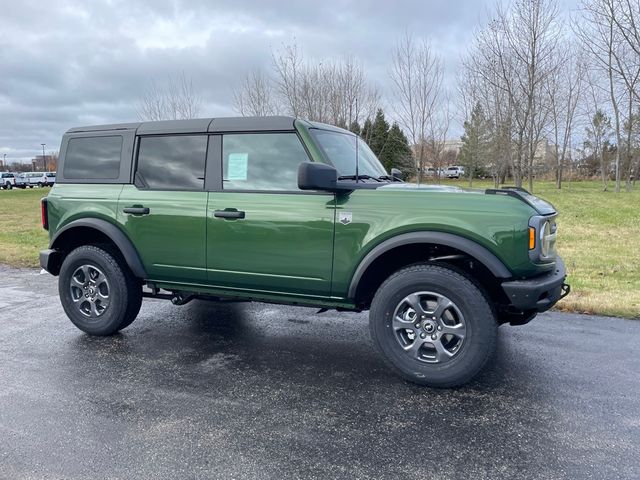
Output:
[66,116,352,136]
[67,116,300,135]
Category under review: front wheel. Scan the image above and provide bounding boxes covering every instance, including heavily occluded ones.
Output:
[58,245,143,335]
[369,264,497,388]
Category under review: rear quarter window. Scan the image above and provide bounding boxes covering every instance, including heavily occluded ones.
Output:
[64,136,123,179]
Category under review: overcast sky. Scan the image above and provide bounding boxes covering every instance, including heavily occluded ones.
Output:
[0,0,579,164]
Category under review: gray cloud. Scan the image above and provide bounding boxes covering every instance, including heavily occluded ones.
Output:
[0,0,578,164]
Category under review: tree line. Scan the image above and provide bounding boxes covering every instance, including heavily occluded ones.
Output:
[459,0,640,192]
[138,0,640,192]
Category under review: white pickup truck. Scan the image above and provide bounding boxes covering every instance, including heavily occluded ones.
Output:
[1,172,16,189]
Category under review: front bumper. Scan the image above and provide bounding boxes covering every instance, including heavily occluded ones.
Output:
[501,257,570,313]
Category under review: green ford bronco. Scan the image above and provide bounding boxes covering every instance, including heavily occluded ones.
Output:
[40,116,569,387]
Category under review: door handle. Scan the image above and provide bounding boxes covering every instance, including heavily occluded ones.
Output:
[213,209,245,219]
[123,207,150,215]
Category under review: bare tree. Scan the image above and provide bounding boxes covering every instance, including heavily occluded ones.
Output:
[272,42,304,117]
[466,0,561,191]
[390,32,445,184]
[612,0,640,102]
[233,69,277,116]
[546,43,585,188]
[234,42,379,128]
[137,73,202,121]
[577,0,640,192]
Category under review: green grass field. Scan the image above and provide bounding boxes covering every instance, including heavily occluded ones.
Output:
[1,181,638,318]
[0,188,49,268]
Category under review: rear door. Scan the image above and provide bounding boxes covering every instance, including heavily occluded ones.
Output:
[117,134,208,283]
[205,132,335,297]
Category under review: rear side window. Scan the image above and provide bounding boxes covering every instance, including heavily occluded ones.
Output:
[222,133,309,191]
[64,136,122,179]
[136,135,207,190]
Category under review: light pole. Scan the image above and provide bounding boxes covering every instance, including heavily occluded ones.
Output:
[41,143,46,171]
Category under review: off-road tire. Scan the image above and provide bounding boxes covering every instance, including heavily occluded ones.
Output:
[58,245,142,335]
[369,263,497,388]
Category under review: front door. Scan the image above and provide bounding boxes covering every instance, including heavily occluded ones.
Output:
[206,132,335,297]
[117,134,209,283]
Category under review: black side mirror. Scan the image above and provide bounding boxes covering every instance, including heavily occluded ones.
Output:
[391,168,404,181]
[298,162,349,193]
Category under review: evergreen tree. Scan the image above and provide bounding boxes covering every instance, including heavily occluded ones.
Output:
[459,102,491,186]
[361,118,373,144]
[369,109,390,156]
[379,122,413,173]
[348,120,361,136]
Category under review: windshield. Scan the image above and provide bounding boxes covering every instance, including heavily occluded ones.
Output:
[311,129,387,178]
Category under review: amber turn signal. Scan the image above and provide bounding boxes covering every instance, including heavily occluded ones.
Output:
[529,227,535,250]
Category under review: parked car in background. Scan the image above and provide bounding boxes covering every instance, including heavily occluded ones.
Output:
[14,173,29,188]
[44,172,56,186]
[23,172,56,187]
[1,172,16,189]
[445,166,465,179]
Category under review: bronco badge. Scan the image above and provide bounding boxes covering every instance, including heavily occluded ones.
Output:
[338,212,352,225]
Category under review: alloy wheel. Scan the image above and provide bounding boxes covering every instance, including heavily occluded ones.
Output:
[69,264,111,318]
[392,291,467,363]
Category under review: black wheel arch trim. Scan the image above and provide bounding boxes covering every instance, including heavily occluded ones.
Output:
[347,231,513,299]
[49,218,147,279]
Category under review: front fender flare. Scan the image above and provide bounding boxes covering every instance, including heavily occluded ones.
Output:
[50,218,147,279]
[347,231,513,298]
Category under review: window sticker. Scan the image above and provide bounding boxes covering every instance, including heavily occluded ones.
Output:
[227,153,248,180]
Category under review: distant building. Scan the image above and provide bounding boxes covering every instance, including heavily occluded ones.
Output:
[442,139,463,157]
[30,155,57,171]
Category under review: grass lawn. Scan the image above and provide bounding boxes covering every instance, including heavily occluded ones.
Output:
[0,188,49,267]
[1,181,638,318]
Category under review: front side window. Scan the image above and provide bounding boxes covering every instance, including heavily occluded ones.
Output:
[64,136,122,179]
[222,133,309,191]
[136,135,207,190]
[311,129,387,179]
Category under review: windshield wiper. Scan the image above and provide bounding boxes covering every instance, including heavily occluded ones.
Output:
[337,174,382,182]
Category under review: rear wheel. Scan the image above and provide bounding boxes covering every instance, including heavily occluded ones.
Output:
[58,245,142,335]
[369,263,497,387]
[5,182,12,190]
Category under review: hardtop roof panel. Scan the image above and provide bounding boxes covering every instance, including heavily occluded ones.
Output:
[66,116,299,136]
[137,118,212,135]
[66,122,141,133]
[208,116,296,132]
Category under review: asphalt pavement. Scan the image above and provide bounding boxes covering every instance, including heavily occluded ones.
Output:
[1,265,639,479]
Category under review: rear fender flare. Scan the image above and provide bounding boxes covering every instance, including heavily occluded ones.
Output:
[51,218,147,279]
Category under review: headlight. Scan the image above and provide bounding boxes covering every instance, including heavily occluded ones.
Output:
[529,216,557,263]
[540,220,556,259]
